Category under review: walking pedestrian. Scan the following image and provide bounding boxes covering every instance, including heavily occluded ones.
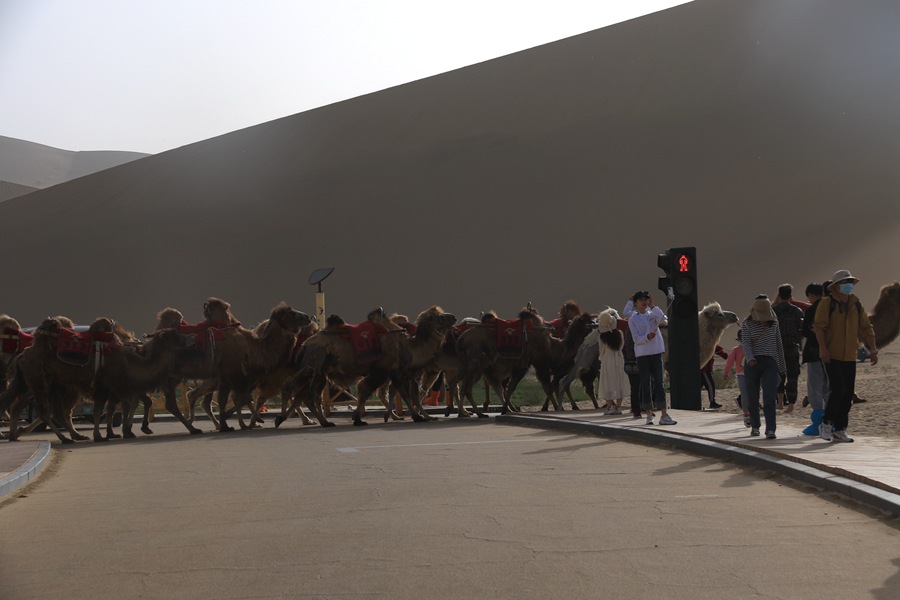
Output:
[800,282,829,435]
[723,332,749,426]
[741,295,786,439]
[772,284,805,413]
[814,270,879,442]
[627,291,676,426]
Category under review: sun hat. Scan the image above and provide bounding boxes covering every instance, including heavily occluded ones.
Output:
[598,308,619,333]
[828,269,859,290]
[750,295,777,322]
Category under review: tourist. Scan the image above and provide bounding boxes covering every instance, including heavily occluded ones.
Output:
[597,309,630,415]
[623,326,642,419]
[627,291,676,426]
[814,270,879,443]
[800,282,828,435]
[740,295,786,439]
[772,284,805,413]
[723,332,749,426]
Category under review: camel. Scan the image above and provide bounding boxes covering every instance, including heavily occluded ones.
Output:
[197,303,311,432]
[870,281,900,350]
[280,306,457,427]
[660,302,739,368]
[2,317,192,443]
[453,309,555,415]
[150,298,243,434]
[530,312,598,411]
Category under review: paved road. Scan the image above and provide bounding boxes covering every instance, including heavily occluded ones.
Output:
[1,418,898,599]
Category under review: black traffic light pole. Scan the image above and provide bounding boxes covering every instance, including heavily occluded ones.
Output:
[658,247,701,410]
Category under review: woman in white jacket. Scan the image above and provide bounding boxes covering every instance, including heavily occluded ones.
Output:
[627,291,676,426]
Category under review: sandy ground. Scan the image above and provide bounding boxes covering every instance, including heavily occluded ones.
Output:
[525,345,900,439]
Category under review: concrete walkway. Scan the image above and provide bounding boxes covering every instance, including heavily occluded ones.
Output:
[498,407,900,517]
[0,440,51,499]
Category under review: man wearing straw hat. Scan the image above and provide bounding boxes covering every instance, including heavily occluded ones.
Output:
[813,269,879,443]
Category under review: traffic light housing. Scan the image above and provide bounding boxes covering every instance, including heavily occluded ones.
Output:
[658,247,701,410]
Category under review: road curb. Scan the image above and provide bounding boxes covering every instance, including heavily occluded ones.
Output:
[496,414,900,518]
[0,441,52,499]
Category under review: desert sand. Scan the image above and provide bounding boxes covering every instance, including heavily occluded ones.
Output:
[0,0,898,335]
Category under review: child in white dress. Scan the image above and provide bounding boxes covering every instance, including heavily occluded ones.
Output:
[598,308,631,415]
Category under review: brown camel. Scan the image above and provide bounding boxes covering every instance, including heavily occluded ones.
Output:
[280,306,457,427]
[150,298,243,434]
[870,281,900,350]
[2,317,192,443]
[533,312,599,411]
[453,309,554,415]
[197,303,311,432]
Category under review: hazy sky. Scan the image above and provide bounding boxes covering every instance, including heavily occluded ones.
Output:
[0,1,689,154]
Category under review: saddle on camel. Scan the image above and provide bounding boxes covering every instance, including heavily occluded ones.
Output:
[1,327,33,356]
[323,319,392,363]
[146,319,241,362]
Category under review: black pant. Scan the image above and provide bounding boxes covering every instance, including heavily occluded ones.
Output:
[628,372,641,416]
[700,370,716,406]
[824,360,856,431]
[777,346,801,404]
[636,353,666,411]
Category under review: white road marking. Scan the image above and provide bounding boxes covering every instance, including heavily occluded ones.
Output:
[337,437,558,453]
[673,494,723,499]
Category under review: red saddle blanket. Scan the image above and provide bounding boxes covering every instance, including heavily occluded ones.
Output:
[175,321,238,356]
[442,322,472,354]
[495,319,526,359]
[337,322,389,364]
[1,327,34,355]
[57,328,118,366]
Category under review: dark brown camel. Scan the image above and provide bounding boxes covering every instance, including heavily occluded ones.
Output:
[279,306,457,427]
[870,281,900,349]
[453,309,555,415]
[198,303,311,432]
[2,317,191,443]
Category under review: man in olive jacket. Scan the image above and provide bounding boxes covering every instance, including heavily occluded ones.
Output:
[814,270,878,443]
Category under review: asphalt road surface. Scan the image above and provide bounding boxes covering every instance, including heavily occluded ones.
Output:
[1,417,899,599]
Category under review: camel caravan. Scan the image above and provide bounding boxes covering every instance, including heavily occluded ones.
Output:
[2,282,899,445]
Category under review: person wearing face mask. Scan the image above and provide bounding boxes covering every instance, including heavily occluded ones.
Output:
[813,270,879,443]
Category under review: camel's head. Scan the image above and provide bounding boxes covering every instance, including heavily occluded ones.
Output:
[152,327,196,351]
[89,317,116,333]
[204,297,235,326]
[52,315,75,329]
[416,306,457,332]
[877,282,900,308]
[268,303,312,333]
[700,302,739,329]
[325,314,346,329]
[0,314,21,331]
[156,307,185,331]
[558,300,583,323]
[565,312,598,341]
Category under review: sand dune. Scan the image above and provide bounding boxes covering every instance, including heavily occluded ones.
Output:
[0,180,37,203]
[0,0,898,333]
[0,135,149,189]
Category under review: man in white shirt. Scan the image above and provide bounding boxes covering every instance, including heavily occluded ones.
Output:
[627,291,676,426]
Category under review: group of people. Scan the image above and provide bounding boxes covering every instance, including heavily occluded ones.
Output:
[591,269,879,443]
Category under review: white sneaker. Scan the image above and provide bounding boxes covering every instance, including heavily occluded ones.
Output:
[832,429,854,443]
[645,415,654,425]
[659,414,677,426]
[819,422,833,441]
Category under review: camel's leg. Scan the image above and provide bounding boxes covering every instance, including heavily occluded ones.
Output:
[580,372,600,409]
[395,376,431,423]
[201,392,220,430]
[61,392,90,441]
[455,369,486,418]
[105,398,122,440]
[139,394,154,435]
[235,391,256,431]
[120,396,139,439]
[217,387,235,432]
[32,382,74,445]
[353,372,388,426]
[482,379,492,410]
[165,383,202,434]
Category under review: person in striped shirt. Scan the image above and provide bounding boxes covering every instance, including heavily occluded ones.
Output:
[740,295,786,439]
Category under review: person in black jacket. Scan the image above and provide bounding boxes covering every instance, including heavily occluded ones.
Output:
[773,284,805,413]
